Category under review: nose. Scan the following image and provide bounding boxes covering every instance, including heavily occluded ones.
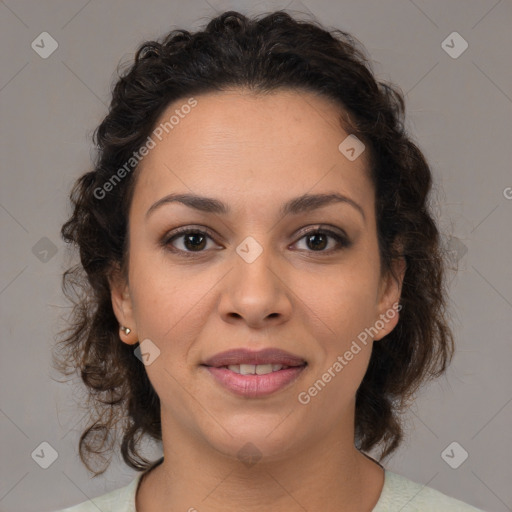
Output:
[217,241,293,330]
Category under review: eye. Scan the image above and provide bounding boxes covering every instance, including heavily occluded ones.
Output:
[293,227,350,253]
[163,227,219,256]
[162,225,350,257]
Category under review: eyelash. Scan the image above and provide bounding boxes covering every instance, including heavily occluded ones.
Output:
[161,225,351,258]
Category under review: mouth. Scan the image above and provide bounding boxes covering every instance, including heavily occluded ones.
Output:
[207,363,306,375]
[201,347,307,368]
[202,364,307,398]
[201,348,308,398]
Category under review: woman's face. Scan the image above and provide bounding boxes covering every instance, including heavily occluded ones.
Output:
[111,89,404,460]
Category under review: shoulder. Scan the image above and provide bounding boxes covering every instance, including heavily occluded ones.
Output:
[373,470,484,512]
[52,473,141,512]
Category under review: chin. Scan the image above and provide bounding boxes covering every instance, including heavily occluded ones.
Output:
[201,418,303,464]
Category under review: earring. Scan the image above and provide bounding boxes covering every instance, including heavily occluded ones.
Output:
[120,326,131,335]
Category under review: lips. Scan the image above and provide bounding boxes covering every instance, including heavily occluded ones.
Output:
[201,348,307,368]
[201,348,307,398]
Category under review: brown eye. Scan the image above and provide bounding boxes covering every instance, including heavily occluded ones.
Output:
[181,232,207,251]
[162,225,350,258]
[294,228,350,253]
[305,232,329,250]
[163,228,216,255]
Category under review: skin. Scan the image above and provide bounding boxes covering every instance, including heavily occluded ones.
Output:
[110,89,405,512]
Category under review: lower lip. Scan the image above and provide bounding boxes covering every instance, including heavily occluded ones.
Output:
[203,365,307,398]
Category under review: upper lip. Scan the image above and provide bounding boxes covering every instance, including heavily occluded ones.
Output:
[202,348,307,368]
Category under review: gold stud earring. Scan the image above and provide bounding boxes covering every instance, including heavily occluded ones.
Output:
[120,326,131,335]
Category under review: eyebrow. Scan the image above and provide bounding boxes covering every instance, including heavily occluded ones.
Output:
[145,192,365,222]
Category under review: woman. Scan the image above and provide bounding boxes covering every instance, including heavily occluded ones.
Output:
[53,10,483,512]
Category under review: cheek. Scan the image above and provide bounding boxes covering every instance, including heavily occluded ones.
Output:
[295,262,380,338]
[127,256,213,416]
[132,277,206,340]
[291,258,379,394]
[128,248,219,349]
[297,275,376,411]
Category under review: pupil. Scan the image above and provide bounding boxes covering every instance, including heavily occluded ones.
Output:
[307,233,327,250]
[185,233,206,251]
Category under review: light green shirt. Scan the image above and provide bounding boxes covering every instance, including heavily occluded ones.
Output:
[54,466,484,511]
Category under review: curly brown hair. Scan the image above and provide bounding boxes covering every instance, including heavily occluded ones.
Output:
[53,10,454,476]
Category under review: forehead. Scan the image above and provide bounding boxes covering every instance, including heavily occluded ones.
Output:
[131,89,373,218]
[150,88,357,159]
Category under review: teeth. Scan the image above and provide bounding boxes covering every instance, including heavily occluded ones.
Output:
[240,364,256,375]
[227,364,286,375]
[256,364,274,375]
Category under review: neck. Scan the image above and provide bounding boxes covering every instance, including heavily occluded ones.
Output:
[136,415,385,512]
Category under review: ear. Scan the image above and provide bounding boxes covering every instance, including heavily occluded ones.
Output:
[373,255,406,341]
[109,265,138,345]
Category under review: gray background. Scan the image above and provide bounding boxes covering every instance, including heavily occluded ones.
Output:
[0,1,511,511]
